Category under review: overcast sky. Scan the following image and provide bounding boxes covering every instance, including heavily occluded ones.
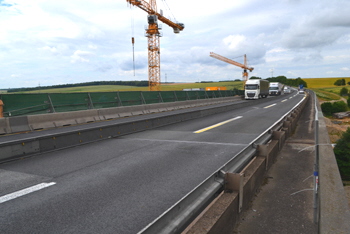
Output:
[1,0,350,89]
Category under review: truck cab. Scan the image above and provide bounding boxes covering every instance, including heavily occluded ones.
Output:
[245,79,269,100]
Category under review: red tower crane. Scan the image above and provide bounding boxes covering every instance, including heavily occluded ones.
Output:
[126,0,184,91]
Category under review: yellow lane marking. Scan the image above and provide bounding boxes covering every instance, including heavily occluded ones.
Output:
[194,116,243,133]
[264,103,277,109]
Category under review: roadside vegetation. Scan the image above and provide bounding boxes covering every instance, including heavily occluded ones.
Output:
[306,78,350,185]
[334,128,350,181]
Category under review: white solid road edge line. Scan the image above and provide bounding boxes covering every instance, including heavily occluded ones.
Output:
[0,182,56,204]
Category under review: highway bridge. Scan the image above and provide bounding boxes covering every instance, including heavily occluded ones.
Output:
[0,90,349,233]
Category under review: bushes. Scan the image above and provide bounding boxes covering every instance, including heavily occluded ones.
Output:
[334,127,350,180]
[340,87,348,96]
[334,79,346,86]
[333,101,348,113]
[321,102,333,116]
[321,101,348,116]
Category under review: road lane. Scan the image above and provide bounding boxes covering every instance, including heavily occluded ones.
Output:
[0,91,305,234]
[194,116,243,133]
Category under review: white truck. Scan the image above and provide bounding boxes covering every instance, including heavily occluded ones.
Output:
[245,79,269,99]
[269,82,284,96]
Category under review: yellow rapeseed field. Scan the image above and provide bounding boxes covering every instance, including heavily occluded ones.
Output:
[305,77,350,88]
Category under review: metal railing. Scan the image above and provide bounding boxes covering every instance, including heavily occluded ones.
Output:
[139,94,308,234]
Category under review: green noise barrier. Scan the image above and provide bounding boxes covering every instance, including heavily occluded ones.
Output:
[0,90,240,117]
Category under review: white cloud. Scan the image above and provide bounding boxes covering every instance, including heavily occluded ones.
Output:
[1,0,350,88]
[70,50,94,63]
[223,35,246,51]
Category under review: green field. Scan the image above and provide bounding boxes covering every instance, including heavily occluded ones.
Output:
[304,77,350,101]
[311,89,342,101]
[23,85,143,93]
[14,77,350,102]
[19,81,244,93]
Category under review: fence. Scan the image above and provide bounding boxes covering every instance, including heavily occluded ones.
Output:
[0,90,242,117]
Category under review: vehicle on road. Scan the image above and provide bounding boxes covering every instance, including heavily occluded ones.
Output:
[269,82,284,96]
[245,79,269,99]
[284,86,291,94]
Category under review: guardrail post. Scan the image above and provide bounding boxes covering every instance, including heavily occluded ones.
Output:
[87,93,94,109]
[116,92,122,106]
[47,94,55,113]
[158,91,163,103]
[140,92,146,104]
[0,100,3,118]
[258,140,279,170]
[225,172,244,213]
[172,91,177,102]
[272,130,286,151]
[218,90,222,97]
[185,91,190,101]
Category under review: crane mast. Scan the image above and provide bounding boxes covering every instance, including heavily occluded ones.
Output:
[210,52,254,82]
[127,0,184,91]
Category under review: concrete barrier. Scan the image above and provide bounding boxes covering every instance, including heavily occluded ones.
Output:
[27,109,101,130]
[2,97,241,135]
[0,100,3,118]
[9,116,31,133]
[317,104,350,233]
[0,118,11,135]
[144,103,168,113]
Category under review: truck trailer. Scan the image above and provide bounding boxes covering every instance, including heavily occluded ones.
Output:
[269,82,284,96]
[245,79,269,99]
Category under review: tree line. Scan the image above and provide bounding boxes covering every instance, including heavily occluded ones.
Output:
[334,78,350,86]
[250,76,308,88]
[7,81,150,93]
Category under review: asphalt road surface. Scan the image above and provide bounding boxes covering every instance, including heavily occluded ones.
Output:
[0,91,305,234]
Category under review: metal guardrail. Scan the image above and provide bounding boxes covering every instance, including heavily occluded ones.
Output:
[138,95,308,234]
